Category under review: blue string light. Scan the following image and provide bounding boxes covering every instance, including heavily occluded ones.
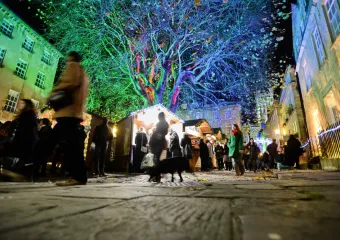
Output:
[301,124,340,148]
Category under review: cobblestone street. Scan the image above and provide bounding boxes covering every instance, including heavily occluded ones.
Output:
[1,170,340,240]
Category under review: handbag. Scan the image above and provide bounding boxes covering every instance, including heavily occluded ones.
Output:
[47,90,73,111]
[141,153,155,170]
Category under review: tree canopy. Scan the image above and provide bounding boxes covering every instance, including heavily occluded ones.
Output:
[29,0,290,122]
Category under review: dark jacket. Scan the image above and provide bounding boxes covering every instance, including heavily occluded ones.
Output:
[223,144,229,156]
[181,135,192,158]
[35,125,53,156]
[135,131,148,149]
[150,119,169,148]
[199,141,209,158]
[247,142,260,160]
[7,110,38,159]
[286,137,302,166]
[267,142,278,157]
[92,123,113,147]
[169,131,180,152]
[215,144,224,159]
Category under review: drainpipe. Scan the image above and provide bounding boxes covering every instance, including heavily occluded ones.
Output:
[295,72,311,154]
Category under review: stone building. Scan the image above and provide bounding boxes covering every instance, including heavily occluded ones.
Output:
[176,102,241,134]
[267,65,308,144]
[292,0,340,142]
[0,3,61,122]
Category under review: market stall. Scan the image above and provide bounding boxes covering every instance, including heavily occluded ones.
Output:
[110,104,184,172]
[183,119,213,170]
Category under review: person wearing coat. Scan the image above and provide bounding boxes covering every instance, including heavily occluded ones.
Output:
[169,129,181,157]
[223,140,232,171]
[215,142,224,170]
[149,112,169,182]
[199,139,209,171]
[33,118,53,178]
[52,51,89,186]
[267,139,278,169]
[4,99,38,176]
[92,118,113,176]
[246,138,260,173]
[134,127,148,173]
[181,133,192,171]
[228,124,244,176]
[286,135,303,169]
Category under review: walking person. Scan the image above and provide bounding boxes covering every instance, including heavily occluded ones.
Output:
[267,139,278,169]
[287,135,303,169]
[223,139,232,171]
[2,99,39,177]
[199,138,209,171]
[134,127,147,173]
[215,142,224,170]
[246,138,260,173]
[92,118,113,176]
[207,140,214,169]
[33,118,53,179]
[181,133,192,172]
[149,112,169,182]
[169,129,181,157]
[51,51,89,186]
[228,124,244,176]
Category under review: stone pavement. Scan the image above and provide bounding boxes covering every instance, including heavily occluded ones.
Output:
[0,170,340,240]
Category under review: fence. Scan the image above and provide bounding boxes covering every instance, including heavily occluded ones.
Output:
[318,122,340,159]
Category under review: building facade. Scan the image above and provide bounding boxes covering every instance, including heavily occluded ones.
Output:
[292,0,340,150]
[176,102,241,134]
[0,3,61,122]
[267,65,308,144]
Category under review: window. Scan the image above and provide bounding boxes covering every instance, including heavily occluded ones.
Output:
[31,99,39,109]
[41,50,51,65]
[4,90,19,113]
[212,110,219,120]
[23,37,34,53]
[0,19,14,37]
[303,61,312,92]
[225,109,232,120]
[35,72,45,89]
[325,0,340,39]
[0,47,6,65]
[195,111,203,119]
[14,59,28,79]
[313,28,325,65]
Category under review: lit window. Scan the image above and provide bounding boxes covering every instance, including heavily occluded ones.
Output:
[23,37,34,53]
[14,59,28,79]
[0,47,6,65]
[313,28,325,65]
[0,19,14,37]
[4,90,19,113]
[35,72,45,89]
[303,61,311,92]
[41,50,51,65]
[31,99,39,109]
[325,0,340,39]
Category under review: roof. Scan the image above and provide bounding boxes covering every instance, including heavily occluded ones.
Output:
[184,119,213,134]
[212,128,223,134]
[131,103,184,123]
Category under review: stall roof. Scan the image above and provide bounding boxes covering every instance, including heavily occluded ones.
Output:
[130,104,184,123]
[184,119,213,134]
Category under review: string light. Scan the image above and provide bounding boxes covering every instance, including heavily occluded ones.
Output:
[301,124,340,148]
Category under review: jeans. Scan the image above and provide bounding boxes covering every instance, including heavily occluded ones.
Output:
[94,144,107,174]
[217,157,224,170]
[53,117,87,182]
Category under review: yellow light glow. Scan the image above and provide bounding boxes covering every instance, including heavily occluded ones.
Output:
[112,126,117,137]
[275,129,280,135]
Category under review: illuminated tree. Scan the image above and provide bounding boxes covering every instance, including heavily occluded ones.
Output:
[30,0,289,120]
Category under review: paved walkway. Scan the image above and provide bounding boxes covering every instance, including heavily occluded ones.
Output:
[0,170,340,240]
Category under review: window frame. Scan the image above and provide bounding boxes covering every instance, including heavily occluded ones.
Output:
[41,50,51,65]
[23,37,35,53]
[35,71,46,89]
[0,47,6,66]
[14,59,28,80]
[0,19,14,37]
[4,90,19,113]
[312,27,326,66]
[303,61,312,92]
[324,0,340,41]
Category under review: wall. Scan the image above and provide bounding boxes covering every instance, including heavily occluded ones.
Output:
[0,3,61,122]
[293,0,340,143]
